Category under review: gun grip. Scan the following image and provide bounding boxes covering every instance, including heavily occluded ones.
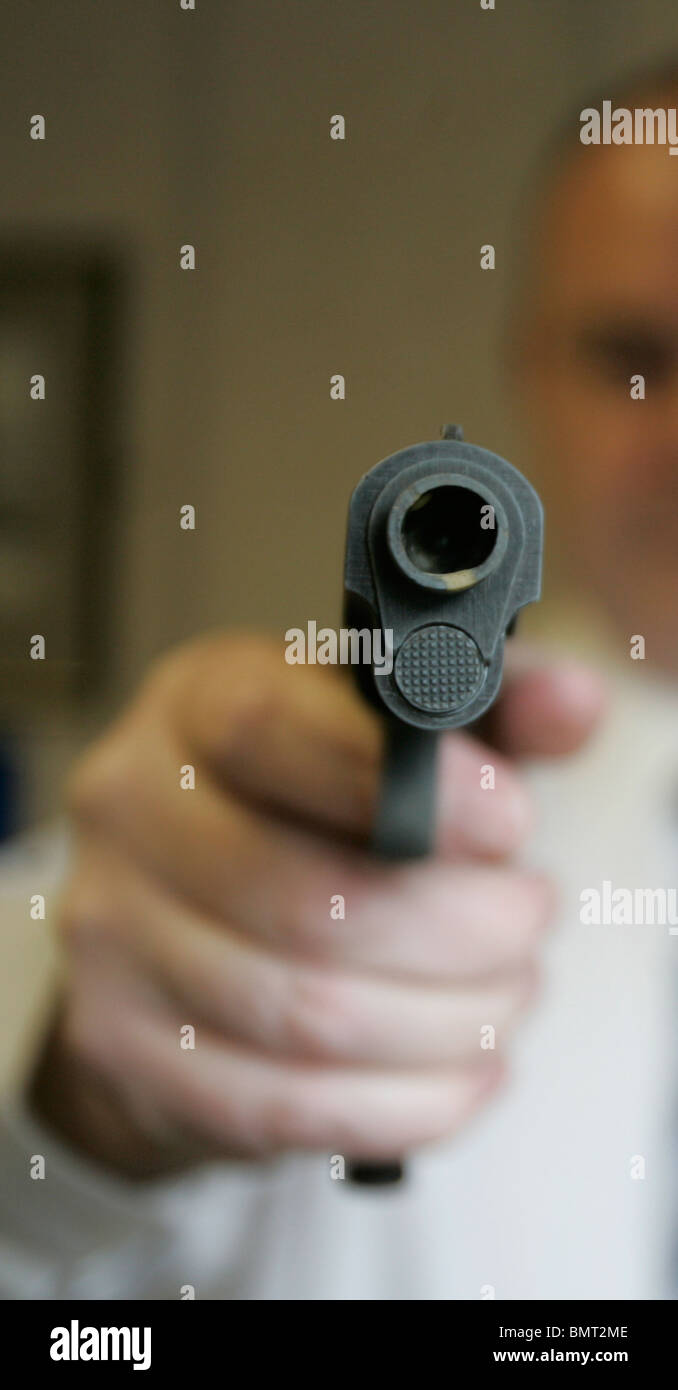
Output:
[346,723,438,1188]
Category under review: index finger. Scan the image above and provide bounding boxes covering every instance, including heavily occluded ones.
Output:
[166,632,605,847]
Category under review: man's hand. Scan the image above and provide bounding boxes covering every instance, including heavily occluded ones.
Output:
[30,632,605,1179]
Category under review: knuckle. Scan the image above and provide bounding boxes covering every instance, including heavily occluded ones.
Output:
[195,641,282,762]
[445,1063,500,1124]
[472,970,541,1052]
[504,873,555,955]
[496,768,534,843]
[524,872,558,933]
[56,850,134,961]
[261,1080,325,1149]
[58,878,114,955]
[271,866,338,960]
[64,1002,103,1068]
[442,738,535,857]
[473,747,534,849]
[226,677,279,750]
[140,632,255,702]
[496,966,539,1022]
[280,968,359,1062]
[65,733,139,829]
[193,630,275,672]
[59,991,119,1074]
[263,1082,373,1153]
[222,669,280,749]
[431,1082,471,1138]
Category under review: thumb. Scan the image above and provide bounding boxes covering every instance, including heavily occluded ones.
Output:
[479,646,608,758]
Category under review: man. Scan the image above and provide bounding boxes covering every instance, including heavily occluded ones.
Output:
[1,59,677,1300]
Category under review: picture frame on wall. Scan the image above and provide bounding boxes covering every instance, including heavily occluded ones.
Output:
[0,240,127,719]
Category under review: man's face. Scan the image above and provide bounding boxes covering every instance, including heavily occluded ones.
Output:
[518,123,678,671]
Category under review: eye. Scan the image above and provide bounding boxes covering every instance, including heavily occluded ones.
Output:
[575,325,673,387]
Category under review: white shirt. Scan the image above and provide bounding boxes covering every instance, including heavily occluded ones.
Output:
[1,636,677,1300]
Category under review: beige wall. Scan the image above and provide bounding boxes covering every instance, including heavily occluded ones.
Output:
[2,0,678,821]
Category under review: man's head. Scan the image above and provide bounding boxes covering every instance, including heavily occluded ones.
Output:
[511,62,678,672]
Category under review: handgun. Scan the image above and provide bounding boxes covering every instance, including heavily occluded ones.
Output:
[342,423,543,1185]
